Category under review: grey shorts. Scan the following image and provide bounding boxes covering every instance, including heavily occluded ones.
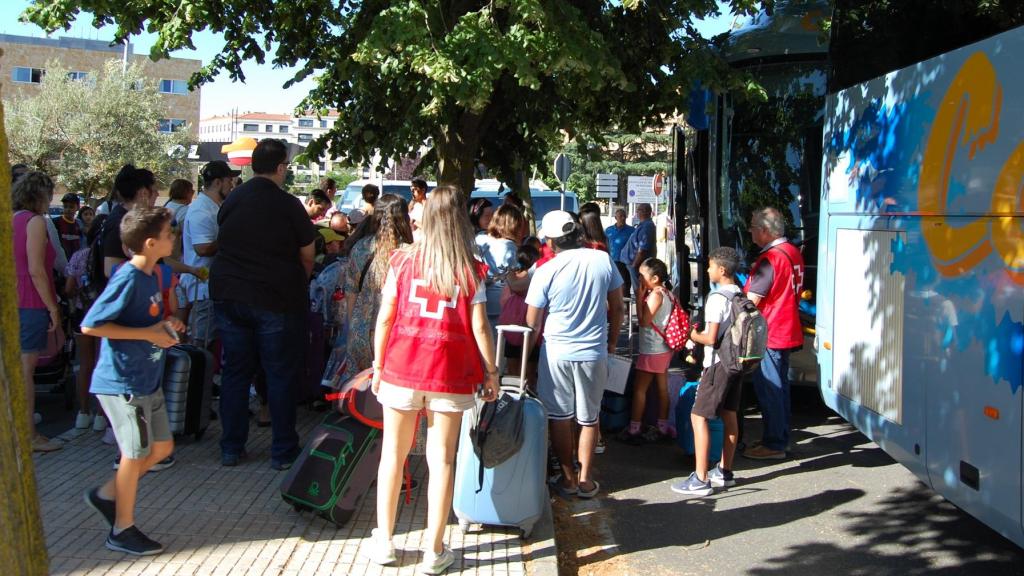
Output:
[188,299,217,345]
[97,389,173,459]
[537,349,606,425]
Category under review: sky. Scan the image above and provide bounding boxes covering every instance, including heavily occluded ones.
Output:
[1,2,739,120]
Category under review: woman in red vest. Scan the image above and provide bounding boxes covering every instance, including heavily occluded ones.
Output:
[367,185,500,574]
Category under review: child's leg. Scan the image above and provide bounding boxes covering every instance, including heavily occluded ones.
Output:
[75,334,95,414]
[107,440,174,529]
[376,405,417,540]
[721,409,739,471]
[423,408,463,555]
[655,371,671,435]
[629,369,654,432]
[691,412,710,481]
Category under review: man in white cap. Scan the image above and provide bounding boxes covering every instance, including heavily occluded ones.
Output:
[525,210,624,499]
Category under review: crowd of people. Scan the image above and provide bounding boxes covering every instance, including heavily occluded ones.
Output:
[12,139,804,571]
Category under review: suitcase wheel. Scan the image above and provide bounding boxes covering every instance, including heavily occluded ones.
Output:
[458,519,471,534]
[520,521,534,540]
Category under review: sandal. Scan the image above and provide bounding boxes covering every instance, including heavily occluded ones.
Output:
[577,480,600,499]
[548,475,579,498]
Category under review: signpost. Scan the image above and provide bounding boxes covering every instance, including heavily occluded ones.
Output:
[653,172,664,198]
[596,173,618,199]
[626,175,656,204]
[554,153,571,209]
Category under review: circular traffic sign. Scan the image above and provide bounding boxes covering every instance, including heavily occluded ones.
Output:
[653,173,664,196]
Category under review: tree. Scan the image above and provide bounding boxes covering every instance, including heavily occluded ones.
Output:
[0,94,49,575]
[23,0,763,203]
[5,60,194,199]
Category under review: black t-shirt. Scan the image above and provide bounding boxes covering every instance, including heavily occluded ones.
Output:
[102,204,129,260]
[210,176,317,313]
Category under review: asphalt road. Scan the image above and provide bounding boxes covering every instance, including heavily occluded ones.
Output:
[564,386,1024,576]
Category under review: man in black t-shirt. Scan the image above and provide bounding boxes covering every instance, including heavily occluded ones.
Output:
[210,139,316,470]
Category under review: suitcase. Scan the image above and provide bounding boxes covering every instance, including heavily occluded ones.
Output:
[297,311,330,404]
[453,325,547,539]
[280,412,382,526]
[675,381,724,462]
[162,343,214,440]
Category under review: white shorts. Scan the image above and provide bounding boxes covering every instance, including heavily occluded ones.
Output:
[375,381,476,413]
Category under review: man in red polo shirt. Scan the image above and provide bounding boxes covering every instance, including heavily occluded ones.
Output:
[743,207,804,460]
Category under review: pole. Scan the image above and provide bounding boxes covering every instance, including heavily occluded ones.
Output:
[121,38,128,73]
[560,185,565,211]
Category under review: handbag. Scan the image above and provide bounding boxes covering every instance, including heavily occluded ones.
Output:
[649,289,691,351]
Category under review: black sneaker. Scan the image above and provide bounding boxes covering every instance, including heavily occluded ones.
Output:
[84,488,115,527]
[105,525,164,556]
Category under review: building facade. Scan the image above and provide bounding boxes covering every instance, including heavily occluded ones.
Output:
[0,34,201,134]
[199,111,345,173]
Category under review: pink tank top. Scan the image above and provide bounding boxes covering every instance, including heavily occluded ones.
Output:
[13,210,56,309]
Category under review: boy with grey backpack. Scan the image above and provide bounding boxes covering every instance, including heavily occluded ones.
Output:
[672,247,765,497]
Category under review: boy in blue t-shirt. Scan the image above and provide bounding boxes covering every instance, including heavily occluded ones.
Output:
[81,207,185,556]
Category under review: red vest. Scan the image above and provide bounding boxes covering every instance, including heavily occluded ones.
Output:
[745,241,804,350]
[380,251,486,394]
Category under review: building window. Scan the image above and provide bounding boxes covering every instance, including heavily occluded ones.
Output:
[278,125,289,133]
[265,124,273,132]
[298,133,313,142]
[298,118,314,128]
[319,119,328,128]
[12,67,45,84]
[242,123,259,132]
[318,162,326,171]
[66,71,90,81]
[159,79,189,94]
[159,119,187,133]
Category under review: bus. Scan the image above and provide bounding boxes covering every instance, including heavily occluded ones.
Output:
[817,12,1024,548]
[682,1,1024,547]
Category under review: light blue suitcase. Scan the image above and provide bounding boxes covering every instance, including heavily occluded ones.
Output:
[453,326,548,539]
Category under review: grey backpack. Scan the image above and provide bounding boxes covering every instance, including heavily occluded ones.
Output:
[470,389,526,492]
[715,291,768,376]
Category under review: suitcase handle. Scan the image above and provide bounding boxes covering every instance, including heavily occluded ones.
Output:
[494,325,532,392]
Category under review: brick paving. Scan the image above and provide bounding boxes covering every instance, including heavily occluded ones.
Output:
[34,407,553,576]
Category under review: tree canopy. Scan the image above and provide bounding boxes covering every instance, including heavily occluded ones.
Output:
[24,0,763,198]
[4,60,193,199]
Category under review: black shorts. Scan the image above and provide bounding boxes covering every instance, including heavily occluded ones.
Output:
[692,363,742,419]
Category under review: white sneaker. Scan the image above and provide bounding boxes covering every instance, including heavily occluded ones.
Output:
[419,546,455,575]
[33,412,42,425]
[363,528,397,566]
[75,412,94,429]
[93,415,108,432]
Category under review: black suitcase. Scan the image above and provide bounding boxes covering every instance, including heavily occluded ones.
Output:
[162,344,214,440]
[280,412,382,526]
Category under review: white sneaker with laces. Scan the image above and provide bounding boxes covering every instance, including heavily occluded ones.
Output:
[363,528,397,566]
[419,546,455,575]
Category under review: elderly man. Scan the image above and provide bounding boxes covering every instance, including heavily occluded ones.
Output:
[620,203,655,299]
[742,207,805,460]
[211,139,317,470]
[526,211,624,499]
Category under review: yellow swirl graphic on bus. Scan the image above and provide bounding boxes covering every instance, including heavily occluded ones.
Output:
[918,51,1023,284]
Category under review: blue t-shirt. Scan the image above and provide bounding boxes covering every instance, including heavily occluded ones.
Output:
[83,263,167,396]
[604,223,634,264]
[525,248,624,361]
[476,234,518,316]
[621,219,656,264]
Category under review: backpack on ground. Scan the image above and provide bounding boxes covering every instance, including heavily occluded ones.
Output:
[715,290,768,376]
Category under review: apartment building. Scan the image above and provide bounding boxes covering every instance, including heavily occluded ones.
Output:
[0,33,201,134]
[199,111,344,172]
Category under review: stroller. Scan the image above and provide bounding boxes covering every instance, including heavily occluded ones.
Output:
[34,300,76,410]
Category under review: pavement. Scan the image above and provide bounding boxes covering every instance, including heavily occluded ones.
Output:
[555,386,1024,575]
[32,405,557,576]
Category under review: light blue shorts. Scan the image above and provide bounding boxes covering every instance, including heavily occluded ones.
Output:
[537,349,606,426]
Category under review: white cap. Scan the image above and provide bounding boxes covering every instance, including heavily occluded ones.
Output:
[540,210,576,239]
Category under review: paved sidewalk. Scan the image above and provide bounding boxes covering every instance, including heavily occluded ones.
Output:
[34,407,556,576]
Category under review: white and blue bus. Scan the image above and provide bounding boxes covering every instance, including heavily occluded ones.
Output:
[683,1,1024,547]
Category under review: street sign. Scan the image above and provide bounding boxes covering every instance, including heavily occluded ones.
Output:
[626,175,656,203]
[653,172,664,197]
[596,173,617,198]
[554,154,571,184]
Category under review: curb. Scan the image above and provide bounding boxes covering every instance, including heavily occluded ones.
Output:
[523,488,559,576]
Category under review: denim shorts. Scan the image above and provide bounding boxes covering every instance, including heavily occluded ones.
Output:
[19,308,50,353]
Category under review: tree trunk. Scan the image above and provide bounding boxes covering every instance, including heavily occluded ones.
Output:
[435,112,486,204]
[0,91,50,574]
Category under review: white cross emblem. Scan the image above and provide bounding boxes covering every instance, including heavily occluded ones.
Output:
[409,279,459,320]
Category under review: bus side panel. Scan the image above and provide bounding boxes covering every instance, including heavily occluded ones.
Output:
[820,25,1024,547]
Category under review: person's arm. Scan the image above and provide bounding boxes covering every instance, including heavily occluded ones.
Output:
[82,320,180,348]
[162,256,200,277]
[299,241,315,278]
[192,241,218,257]
[370,283,399,394]
[44,216,69,272]
[506,269,531,293]
[747,293,763,306]
[690,321,720,347]
[606,286,624,354]
[525,305,545,360]
[26,216,60,330]
[638,288,663,328]
[470,302,499,402]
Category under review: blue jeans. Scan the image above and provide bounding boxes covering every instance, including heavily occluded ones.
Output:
[215,300,302,461]
[751,347,791,451]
